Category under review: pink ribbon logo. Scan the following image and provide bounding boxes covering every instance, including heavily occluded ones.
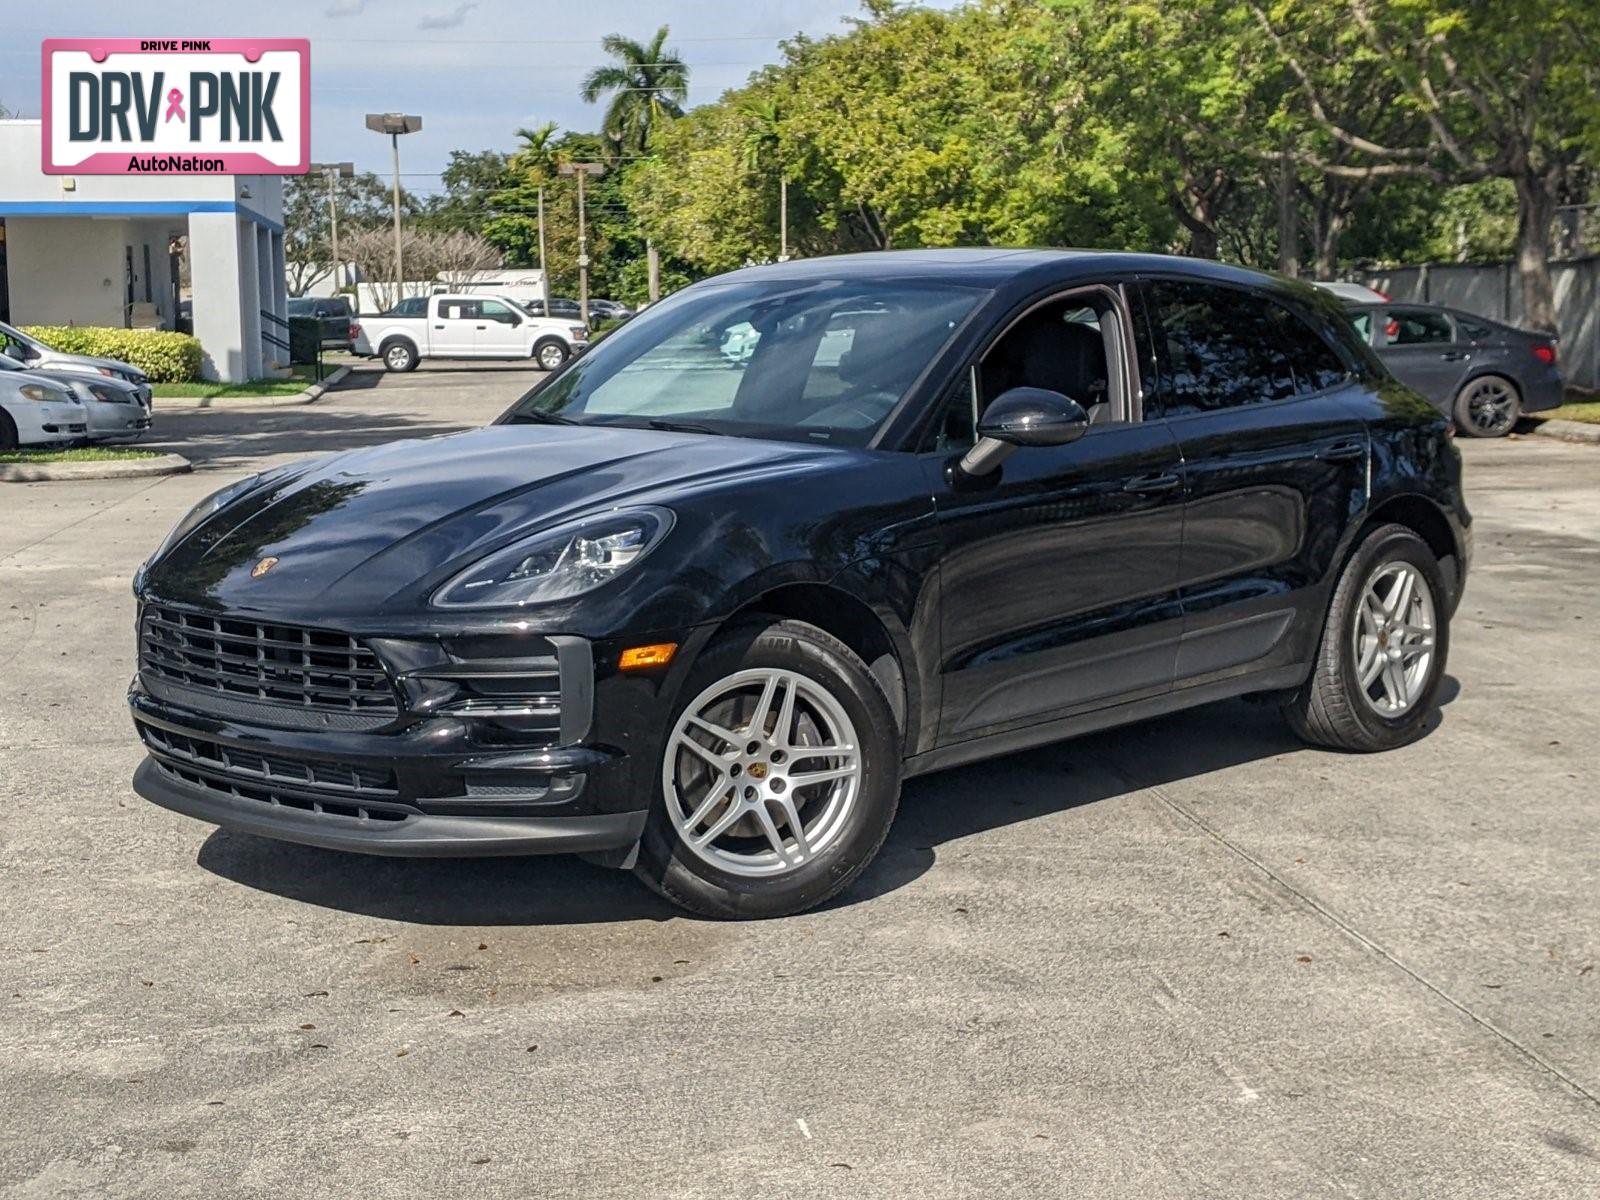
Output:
[164,88,185,123]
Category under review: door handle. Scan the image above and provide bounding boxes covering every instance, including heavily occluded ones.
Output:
[433,324,445,329]
[1123,472,1182,495]
[1318,439,1366,463]
[476,324,488,330]
[1439,350,1469,361]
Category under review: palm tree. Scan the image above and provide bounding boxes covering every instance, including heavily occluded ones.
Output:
[580,26,689,158]
[511,121,560,181]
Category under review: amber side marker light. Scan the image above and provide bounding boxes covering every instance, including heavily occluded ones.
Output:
[619,643,678,670]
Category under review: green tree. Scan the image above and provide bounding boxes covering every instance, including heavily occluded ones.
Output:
[580,26,689,158]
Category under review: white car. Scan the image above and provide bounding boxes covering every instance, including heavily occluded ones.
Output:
[1310,280,1391,304]
[353,293,589,372]
[0,354,152,442]
[0,320,151,399]
[0,365,86,451]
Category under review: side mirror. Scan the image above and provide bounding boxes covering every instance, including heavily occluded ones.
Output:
[956,387,1089,478]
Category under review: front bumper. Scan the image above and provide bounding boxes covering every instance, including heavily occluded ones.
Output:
[127,613,680,860]
[10,400,88,446]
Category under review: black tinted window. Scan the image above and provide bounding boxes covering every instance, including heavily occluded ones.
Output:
[1387,309,1453,345]
[1145,280,1295,416]
[1268,305,1349,393]
[1458,318,1493,342]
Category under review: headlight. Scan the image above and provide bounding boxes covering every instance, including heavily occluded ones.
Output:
[17,383,69,402]
[96,367,116,377]
[432,507,674,608]
[569,326,589,341]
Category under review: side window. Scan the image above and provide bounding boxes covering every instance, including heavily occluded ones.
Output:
[1386,309,1453,345]
[1458,318,1493,342]
[439,300,478,321]
[1267,304,1349,394]
[480,300,517,324]
[1347,311,1373,343]
[1145,280,1295,416]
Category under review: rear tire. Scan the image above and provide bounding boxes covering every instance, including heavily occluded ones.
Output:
[0,412,17,452]
[381,340,419,373]
[533,338,569,371]
[633,619,902,919]
[1284,523,1449,752]
[1453,374,1520,437]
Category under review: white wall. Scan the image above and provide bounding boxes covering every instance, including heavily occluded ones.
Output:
[3,217,129,327]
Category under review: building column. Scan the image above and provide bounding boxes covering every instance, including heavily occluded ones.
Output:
[187,211,249,382]
[239,220,262,379]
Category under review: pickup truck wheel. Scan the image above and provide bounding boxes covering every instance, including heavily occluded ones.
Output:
[534,338,569,371]
[0,412,18,452]
[634,619,902,919]
[381,340,419,373]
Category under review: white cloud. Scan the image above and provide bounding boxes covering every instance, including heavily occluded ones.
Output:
[326,0,367,16]
[418,2,477,30]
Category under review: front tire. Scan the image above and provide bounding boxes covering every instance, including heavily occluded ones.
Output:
[1454,374,1520,437]
[534,338,569,371]
[633,619,902,919]
[1284,523,1449,752]
[381,340,419,373]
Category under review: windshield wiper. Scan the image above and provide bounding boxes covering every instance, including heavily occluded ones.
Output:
[510,409,579,425]
[642,418,725,436]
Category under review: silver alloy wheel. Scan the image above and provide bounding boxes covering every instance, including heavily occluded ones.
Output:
[385,343,412,370]
[662,667,863,878]
[1352,561,1437,717]
[1460,377,1518,435]
[537,342,567,370]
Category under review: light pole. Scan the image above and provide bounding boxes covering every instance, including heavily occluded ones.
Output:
[364,113,422,303]
[558,161,604,327]
[309,161,353,292]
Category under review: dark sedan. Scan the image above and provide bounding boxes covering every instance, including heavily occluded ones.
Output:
[129,250,1469,918]
[1346,302,1562,437]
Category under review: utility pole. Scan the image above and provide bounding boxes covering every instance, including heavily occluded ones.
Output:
[537,184,551,315]
[647,240,660,304]
[558,161,604,328]
[364,113,422,305]
[1277,139,1299,278]
[310,162,353,291]
[779,177,790,262]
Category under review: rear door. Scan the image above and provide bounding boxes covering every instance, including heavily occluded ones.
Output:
[1374,306,1471,405]
[431,297,480,357]
[1137,277,1369,688]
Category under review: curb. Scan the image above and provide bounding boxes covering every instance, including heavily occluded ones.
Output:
[1529,418,1600,445]
[153,364,353,410]
[0,452,193,483]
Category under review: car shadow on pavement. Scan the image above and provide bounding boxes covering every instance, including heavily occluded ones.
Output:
[195,681,1457,925]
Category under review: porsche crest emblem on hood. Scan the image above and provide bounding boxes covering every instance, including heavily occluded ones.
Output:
[251,556,280,579]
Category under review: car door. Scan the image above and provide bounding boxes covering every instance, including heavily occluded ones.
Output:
[929,284,1187,744]
[1373,306,1472,405]
[431,298,480,356]
[1135,277,1369,688]
[475,299,525,357]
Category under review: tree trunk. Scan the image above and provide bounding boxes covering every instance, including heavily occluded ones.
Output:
[1170,193,1219,259]
[1277,148,1300,277]
[1314,211,1345,279]
[1514,172,1558,333]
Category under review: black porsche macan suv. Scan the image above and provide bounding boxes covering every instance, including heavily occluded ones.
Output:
[130,251,1470,918]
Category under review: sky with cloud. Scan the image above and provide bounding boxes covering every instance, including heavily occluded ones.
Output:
[1,0,946,192]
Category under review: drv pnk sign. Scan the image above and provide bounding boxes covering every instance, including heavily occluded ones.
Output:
[42,38,309,175]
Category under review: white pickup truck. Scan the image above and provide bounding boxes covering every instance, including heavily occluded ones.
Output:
[354,293,589,373]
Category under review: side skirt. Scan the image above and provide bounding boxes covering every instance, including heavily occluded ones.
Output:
[902,663,1310,779]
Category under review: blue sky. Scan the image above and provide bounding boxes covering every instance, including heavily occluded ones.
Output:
[2,1,938,194]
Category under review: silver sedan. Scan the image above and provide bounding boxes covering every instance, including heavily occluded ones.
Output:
[0,354,152,442]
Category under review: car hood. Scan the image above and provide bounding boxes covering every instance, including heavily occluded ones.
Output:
[40,351,145,381]
[142,423,839,616]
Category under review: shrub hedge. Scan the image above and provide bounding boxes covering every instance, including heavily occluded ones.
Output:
[19,326,204,383]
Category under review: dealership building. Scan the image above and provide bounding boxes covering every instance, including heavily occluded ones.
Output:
[0,119,287,381]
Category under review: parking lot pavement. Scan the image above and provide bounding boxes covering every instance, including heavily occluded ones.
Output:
[2,374,1597,1196]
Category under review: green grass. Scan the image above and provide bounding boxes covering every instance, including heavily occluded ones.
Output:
[1537,400,1600,425]
[0,447,163,464]
[152,363,324,399]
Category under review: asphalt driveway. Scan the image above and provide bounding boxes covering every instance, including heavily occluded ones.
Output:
[2,363,1596,1198]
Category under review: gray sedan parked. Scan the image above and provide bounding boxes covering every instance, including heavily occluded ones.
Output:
[0,354,151,442]
[1345,302,1563,437]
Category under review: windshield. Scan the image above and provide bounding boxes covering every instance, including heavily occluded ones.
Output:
[0,321,45,355]
[501,278,983,446]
